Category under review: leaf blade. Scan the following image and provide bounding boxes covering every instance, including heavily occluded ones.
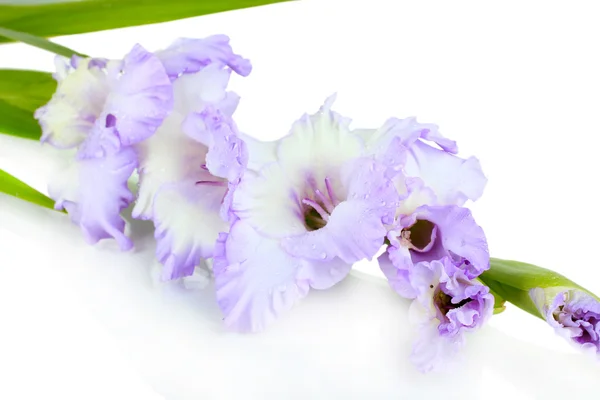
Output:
[0,26,85,57]
[0,168,59,211]
[0,69,56,140]
[0,0,291,43]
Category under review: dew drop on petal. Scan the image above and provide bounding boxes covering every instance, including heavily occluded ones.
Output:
[320,252,327,259]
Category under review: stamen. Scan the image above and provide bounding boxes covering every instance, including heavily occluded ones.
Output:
[302,198,330,222]
[325,177,338,206]
[195,180,225,187]
[314,189,334,214]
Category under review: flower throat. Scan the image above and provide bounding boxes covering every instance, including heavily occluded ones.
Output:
[302,177,339,231]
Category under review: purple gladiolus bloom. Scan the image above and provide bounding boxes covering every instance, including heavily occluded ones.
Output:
[531,288,600,355]
[36,45,173,250]
[132,36,251,280]
[213,96,403,332]
[409,257,494,372]
[357,115,490,298]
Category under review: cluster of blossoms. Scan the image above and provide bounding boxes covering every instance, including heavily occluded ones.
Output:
[34,35,599,372]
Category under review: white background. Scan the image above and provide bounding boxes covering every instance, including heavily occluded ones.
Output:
[1,1,600,399]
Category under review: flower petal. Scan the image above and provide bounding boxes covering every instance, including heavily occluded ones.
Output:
[378,244,419,298]
[153,181,228,280]
[409,316,462,373]
[231,162,306,237]
[276,97,364,185]
[172,64,236,116]
[214,220,310,332]
[281,200,387,264]
[183,106,248,182]
[132,111,210,220]
[155,35,252,79]
[102,44,173,147]
[35,57,109,149]
[48,147,137,250]
[356,117,458,157]
[236,132,277,172]
[404,141,487,205]
[409,205,489,278]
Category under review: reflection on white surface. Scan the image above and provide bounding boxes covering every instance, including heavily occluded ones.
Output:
[1,193,599,399]
[1,1,600,398]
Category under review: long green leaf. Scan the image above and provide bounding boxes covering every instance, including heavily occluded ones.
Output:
[0,0,290,44]
[0,69,56,140]
[0,26,85,57]
[0,168,59,211]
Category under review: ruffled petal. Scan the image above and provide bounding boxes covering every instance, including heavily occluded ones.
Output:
[102,44,173,147]
[378,244,418,299]
[404,141,487,205]
[48,147,137,250]
[172,64,236,116]
[276,96,364,185]
[35,57,109,149]
[356,117,458,157]
[155,35,252,79]
[153,181,228,280]
[214,220,310,332]
[410,205,489,278]
[409,316,462,373]
[395,177,437,216]
[183,106,248,183]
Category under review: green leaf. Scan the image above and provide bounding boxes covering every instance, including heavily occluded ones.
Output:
[0,0,291,44]
[0,168,60,211]
[0,26,85,57]
[0,69,56,140]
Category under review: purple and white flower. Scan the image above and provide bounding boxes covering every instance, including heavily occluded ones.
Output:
[381,204,489,298]
[132,36,252,280]
[36,46,173,250]
[530,288,600,355]
[356,117,490,298]
[408,257,494,372]
[213,96,403,332]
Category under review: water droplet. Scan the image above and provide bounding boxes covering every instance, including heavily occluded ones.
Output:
[320,252,327,259]
[363,194,370,200]
[380,201,386,206]
[311,244,316,250]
